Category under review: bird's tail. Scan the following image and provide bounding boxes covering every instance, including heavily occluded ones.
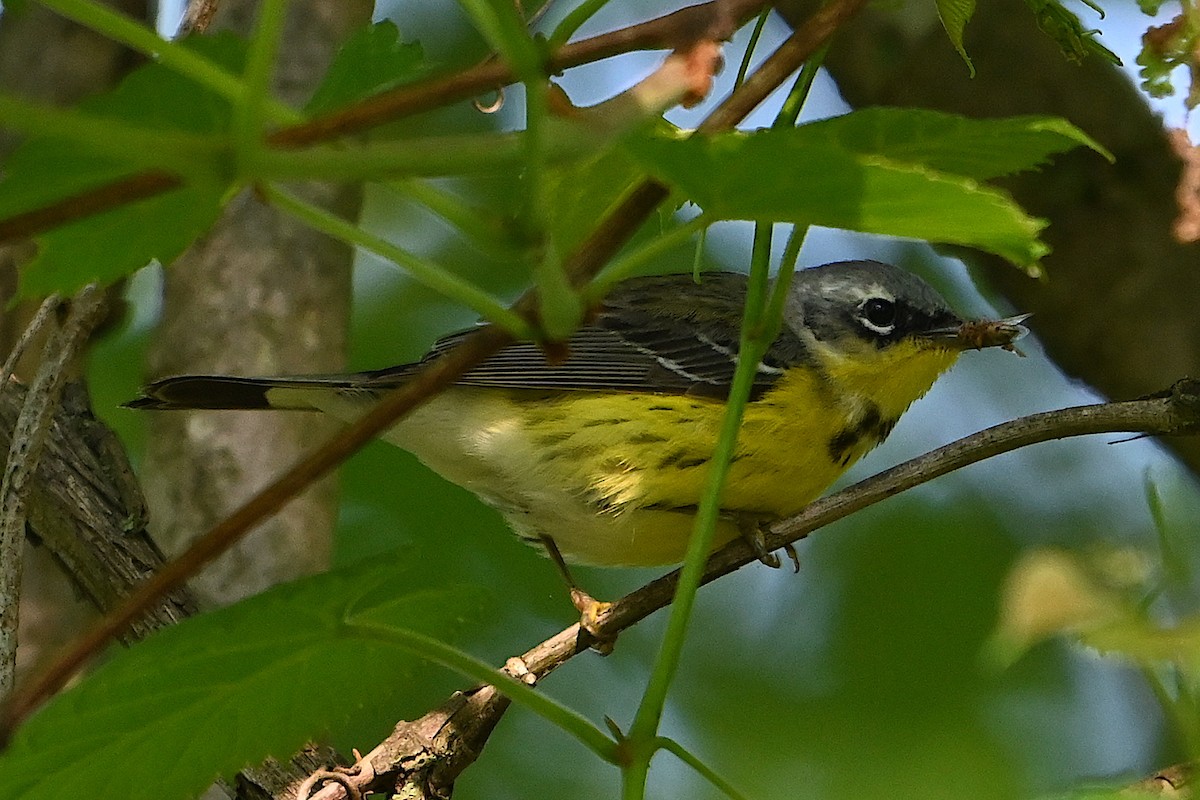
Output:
[125,375,377,411]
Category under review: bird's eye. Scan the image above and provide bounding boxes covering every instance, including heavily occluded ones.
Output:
[859,298,896,334]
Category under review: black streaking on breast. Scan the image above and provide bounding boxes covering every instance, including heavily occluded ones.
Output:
[826,404,899,466]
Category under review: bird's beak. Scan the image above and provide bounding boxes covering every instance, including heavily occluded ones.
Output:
[922,313,1031,352]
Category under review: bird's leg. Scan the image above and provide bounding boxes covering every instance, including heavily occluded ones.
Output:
[540,536,614,651]
[735,514,786,569]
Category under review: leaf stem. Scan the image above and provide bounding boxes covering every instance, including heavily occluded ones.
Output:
[262,185,536,339]
[386,180,526,259]
[762,223,807,341]
[733,10,772,89]
[348,621,617,760]
[457,0,543,78]
[623,224,775,796]
[250,127,591,180]
[548,0,615,50]
[0,92,225,176]
[234,0,289,171]
[525,79,581,340]
[774,41,828,128]
[585,213,712,301]
[656,737,750,800]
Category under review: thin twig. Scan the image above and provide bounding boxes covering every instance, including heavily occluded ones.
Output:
[0,0,767,245]
[177,0,221,37]
[0,170,180,246]
[0,285,105,700]
[1124,761,1195,795]
[309,379,1200,799]
[268,0,763,148]
[0,294,60,387]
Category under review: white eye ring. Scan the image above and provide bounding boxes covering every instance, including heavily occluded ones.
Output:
[858,297,896,335]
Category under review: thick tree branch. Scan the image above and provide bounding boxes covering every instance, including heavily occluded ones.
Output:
[0,380,198,635]
[300,380,1200,799]
[0,287,106,698]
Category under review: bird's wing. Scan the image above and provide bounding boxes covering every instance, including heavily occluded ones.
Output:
[364,273,810,399]
[129,273,812,409]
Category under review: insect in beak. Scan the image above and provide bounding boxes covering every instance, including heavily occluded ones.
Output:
[924,313,1032,354]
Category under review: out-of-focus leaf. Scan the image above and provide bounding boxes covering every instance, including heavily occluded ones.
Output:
[796,108,1111,179]
[306,20,426,114]
[0,552,486,800]
[5,34,246,298]
[1024,0,1121,66]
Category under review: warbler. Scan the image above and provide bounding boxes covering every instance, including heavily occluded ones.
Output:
[130,260,1023,569]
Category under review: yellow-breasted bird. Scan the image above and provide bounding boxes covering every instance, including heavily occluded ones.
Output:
[129,260,1023,569]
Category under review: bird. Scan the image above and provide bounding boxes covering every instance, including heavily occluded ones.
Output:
[129,260,1024,576]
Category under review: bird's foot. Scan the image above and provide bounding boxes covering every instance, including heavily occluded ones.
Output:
[738,516,801,573]
[570,587,615,655]
[541,535,617,653]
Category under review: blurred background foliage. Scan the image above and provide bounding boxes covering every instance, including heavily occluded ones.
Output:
[73,1,1200,797]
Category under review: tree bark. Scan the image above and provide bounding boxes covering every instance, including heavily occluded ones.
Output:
[0,0,149,682]
[142,0,370,606]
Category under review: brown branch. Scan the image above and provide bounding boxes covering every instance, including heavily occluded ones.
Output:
[0,171,180,245]
[0,286,106,698]
[0,295,59,385]
[1125,761,1196,795]
[177,0,220,37]
[269,0,764,148]
[0,380,198,637]
[0,0,767,246]
[304,379,1200,799]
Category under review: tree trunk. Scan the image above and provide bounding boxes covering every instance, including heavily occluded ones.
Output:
[142,0,370,605]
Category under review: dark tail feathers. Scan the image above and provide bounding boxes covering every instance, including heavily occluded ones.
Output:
[127,376,311,410]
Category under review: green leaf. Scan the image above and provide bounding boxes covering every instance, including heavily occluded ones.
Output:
[935,0,977,76]
[1024,0,1121,66]
[16,182,228,299]
[795,108,1112,179]
[3,33,247,298]
[0,552,485,800]
[1137,43,1178,99]
[306,20,426,114]
[624,114,1076,268]
[0,33,243,219]
[544,146,647,253]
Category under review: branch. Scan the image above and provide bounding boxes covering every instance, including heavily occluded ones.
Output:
[302,380,1200,799]
[0,285,106,698]
[0,380,199,637]
[177,0,220,37]
[0,0,766,245]
[1124,761,1196,796]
